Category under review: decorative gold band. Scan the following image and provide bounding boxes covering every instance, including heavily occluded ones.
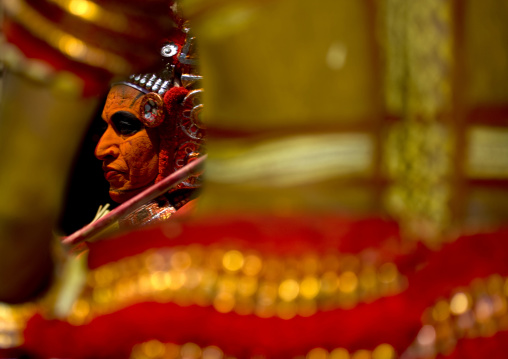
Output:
[46,0,130,33]
[129,340,398,359]
[411,274,508,357]
[1,42,85,96]
[0,301,38,349]
[67,245,406,324]
[3,0,133,74]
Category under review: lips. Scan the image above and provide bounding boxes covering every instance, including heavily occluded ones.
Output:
[104,170,122,181]
[103,167,124,182]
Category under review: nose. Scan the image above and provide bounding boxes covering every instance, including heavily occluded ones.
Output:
[95,125,120,161]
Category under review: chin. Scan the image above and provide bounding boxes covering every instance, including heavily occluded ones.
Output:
[109,191,129,204]
[109,185,152,203]
[109,189,139,203]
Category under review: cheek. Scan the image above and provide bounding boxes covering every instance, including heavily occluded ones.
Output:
[120,137,159,182]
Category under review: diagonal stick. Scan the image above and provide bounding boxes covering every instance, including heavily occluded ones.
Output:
[62,155,207,246]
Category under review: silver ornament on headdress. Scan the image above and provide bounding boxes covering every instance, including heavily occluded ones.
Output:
[123,30,202,96]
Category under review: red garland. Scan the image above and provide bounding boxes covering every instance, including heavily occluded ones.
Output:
[437,330,508,359]
[3,0,178,96]
[19,214,508,358]
[87,214,403,270]
[22,294,420,358]
[3,19,111,96]
[154,86,191,184]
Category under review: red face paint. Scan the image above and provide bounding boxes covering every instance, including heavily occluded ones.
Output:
[95,85,160,203]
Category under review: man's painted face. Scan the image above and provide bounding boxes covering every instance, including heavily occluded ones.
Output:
[95,85,160,203]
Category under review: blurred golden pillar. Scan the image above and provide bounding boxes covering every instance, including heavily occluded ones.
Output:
[182,0,385,217]
[181,0,508,245]
[379,0,455,244]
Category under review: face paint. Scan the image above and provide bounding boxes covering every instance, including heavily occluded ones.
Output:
[95,85,160,203]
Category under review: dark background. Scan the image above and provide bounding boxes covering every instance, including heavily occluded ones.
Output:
[58,96,118,236]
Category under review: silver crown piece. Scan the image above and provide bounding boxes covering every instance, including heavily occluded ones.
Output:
[125,36,202,96]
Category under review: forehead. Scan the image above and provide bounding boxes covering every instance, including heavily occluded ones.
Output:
[102,85,145,119]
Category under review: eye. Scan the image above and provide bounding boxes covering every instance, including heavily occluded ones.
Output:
[111,111,143,136]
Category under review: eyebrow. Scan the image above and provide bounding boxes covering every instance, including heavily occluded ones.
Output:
[130,92,144,108]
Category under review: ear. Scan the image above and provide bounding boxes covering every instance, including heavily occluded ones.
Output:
[139,93,165,127]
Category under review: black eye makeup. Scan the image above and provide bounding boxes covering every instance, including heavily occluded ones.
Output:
[111,111,143,136]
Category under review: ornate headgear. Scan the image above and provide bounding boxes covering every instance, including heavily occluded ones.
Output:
[114,22,205,192]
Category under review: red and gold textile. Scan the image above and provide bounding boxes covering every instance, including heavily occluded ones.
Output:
[2,0,508,358]
[2,216,508,358]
